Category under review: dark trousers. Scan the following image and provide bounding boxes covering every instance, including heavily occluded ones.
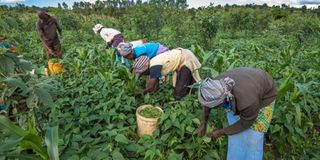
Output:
[174,66,195,100]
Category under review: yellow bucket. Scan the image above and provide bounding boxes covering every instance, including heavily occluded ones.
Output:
[48,61,63,75]
[136,105,163,137]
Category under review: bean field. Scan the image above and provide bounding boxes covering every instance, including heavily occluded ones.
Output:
[0,2,320,159]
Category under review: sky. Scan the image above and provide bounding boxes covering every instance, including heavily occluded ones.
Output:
[0,0,319,8]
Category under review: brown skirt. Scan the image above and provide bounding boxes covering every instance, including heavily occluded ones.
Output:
[43,42,62,59]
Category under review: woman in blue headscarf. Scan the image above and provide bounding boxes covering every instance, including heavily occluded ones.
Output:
[117,42,169,60]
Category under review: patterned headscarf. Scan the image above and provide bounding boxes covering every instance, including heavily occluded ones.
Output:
[198,77,235,108]
[117,42,133,56]
[131,56,150,76]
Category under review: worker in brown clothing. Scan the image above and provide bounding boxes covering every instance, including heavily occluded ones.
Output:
[196,67,278,160]
[36,9,62,59]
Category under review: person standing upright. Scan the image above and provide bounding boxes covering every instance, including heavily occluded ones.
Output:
[36,9,62,59]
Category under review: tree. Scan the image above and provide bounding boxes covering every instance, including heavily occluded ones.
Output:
[262,3,268,8]
[301,5,307,13]
[58,3,62,9]
[62,2,68,9]
[136,0,142,5]
[176,0,188,9]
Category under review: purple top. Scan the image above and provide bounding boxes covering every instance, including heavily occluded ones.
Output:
[156,44,169,55]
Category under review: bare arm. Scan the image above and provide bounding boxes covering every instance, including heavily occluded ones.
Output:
[221,105,259,135]
[36,21,50,44]
[143,78,159,94]
[195,106,212,136]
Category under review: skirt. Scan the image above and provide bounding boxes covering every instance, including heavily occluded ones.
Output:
[227,102,275,160]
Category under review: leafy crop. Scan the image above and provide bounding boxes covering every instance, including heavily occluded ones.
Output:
[139,106,162,118]
[1,3,320,160]
[49,58,61,63]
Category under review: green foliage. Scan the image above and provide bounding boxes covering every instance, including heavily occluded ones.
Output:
[45,126,59,160]
[0,116,59,159]
[0,3,319,159]
[49,58,61,63]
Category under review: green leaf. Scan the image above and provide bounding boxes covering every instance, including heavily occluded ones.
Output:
[295,105,301,127]
[168,151,183,160]
[144,149,155,160]
[0,153,41,160]
[192,118,200,125]
[204,149,220,160]
[0,137,23,152]
[45,126,59,160]
[186,126,195,133]
[278,73,294,99]
[18,59,33,71]
[19,133,48,159]
[0,56,15,76]
[34,87,54,107]
[160,133,170,142]
[202,136,211,143]
[27,115,37,135]
[0,115,27,137]
[3,77,28,95]
[112,149,125,160]
[26,94,38,109]
[115,134,129,144]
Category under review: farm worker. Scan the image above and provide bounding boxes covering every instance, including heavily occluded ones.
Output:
[0,37,18,54]
[36,9,62,59]
[132,48,201,100]
[196,67,278,160]
[117,42,169,60]
[92,24,131,67]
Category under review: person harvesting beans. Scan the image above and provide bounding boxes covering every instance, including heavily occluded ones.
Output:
[196,67,278,160]
[131,48,201,100]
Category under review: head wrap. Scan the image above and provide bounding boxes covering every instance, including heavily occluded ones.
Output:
[117,42,133,56]
[37,9,50,20]
[198,77,235,108]
[131,56,150,76]
[92,24,104,34]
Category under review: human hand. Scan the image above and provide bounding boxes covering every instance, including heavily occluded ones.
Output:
[134,92,142,97]
[195,124,207,137]
[208,129,224,139]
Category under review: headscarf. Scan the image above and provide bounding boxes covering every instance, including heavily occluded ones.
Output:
[131,56,150,76]
[37,9,50,20]
[117,42,133,56]
[92,24,104,34]
[198,77,235,108]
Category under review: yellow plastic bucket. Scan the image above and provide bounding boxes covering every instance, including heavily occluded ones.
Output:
[136,105,163,137]
[48,61,63,75]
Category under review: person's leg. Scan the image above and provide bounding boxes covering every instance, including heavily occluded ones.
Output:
[43,44,52,59]
[173,66,193,100]
[54,42,62,59]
